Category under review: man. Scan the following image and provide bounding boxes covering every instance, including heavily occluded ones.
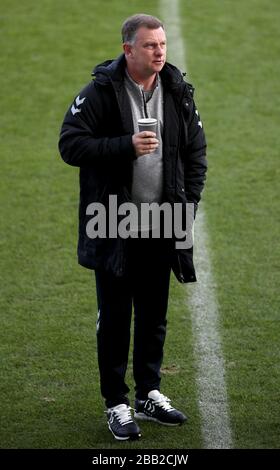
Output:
[59,14,207,441]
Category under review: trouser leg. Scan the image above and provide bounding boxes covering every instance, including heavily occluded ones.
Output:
[128,237,172,400]
[94,269,132,408]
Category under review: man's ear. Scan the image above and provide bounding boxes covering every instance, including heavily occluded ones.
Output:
[123,43,133,57]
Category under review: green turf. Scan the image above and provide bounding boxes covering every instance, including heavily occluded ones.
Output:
[1,0,279,449]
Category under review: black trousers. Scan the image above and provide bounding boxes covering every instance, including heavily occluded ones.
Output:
[94,236,172,408]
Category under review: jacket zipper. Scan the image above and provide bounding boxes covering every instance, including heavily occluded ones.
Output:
[177,253,185,283]
[174,83,187,196]
[175,83,189,283]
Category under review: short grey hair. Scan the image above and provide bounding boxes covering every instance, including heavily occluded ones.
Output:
[121,13,164,44]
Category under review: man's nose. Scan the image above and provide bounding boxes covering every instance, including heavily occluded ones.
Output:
[155,45,164,55]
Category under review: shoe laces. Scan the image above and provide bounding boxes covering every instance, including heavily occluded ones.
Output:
[108,404,134,426]
[152,393,175,412]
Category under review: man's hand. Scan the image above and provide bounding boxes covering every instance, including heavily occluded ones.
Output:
[132,131,159,157]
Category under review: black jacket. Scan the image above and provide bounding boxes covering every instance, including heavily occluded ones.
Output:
[58,54,207,282]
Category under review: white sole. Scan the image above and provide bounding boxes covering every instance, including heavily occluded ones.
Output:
[134,412,181,426]
[108,424,141,440]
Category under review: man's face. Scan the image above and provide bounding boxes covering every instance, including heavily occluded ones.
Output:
[125,26,167,78]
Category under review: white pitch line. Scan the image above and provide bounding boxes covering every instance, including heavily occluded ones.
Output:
[189,211,233,448]
[160,0,233,448]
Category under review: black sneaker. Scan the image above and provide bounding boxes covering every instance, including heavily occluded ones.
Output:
[134,390,187,426]
[107,404,141,441]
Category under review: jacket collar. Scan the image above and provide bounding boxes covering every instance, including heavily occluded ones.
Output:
[92,53,187,95]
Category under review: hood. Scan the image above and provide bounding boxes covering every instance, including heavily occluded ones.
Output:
[92,54,126,87]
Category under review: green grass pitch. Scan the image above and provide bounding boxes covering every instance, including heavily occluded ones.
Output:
[0,0,279,448]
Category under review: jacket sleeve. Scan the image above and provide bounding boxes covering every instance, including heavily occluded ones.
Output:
[183,90,207,204]
[58,81,135,167]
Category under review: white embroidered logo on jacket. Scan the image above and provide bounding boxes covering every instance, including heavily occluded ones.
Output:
[195,109,203,128]
[71,95,86,115]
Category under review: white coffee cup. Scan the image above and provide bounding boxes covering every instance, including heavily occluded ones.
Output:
[138,118,157,135]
